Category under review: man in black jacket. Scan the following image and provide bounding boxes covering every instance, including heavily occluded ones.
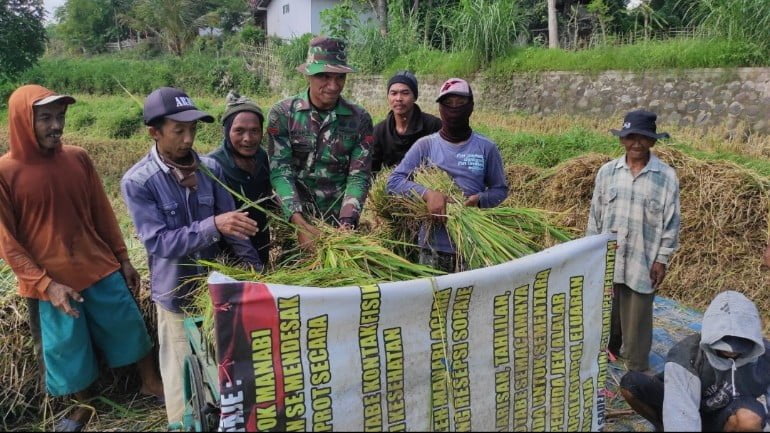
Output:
[372,70,441,174]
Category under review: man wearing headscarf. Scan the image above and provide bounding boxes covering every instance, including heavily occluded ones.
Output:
[205,92,273,265]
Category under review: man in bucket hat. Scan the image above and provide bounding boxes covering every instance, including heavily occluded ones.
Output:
[619,290,770,431]
[267,36,374,250]
[587,109,681,373]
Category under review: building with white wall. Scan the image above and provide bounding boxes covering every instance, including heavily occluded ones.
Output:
[253,0,371,40]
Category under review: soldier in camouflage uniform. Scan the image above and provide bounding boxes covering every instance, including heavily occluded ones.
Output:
[267,36,374,249]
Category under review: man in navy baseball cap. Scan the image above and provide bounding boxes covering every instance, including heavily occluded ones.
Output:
[142,87,214,125]
[122,87,262,424]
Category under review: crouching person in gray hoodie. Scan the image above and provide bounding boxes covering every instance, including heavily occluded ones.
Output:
[619,290,770,431]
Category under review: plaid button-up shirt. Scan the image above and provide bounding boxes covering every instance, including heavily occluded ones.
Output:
[587,153,680,294]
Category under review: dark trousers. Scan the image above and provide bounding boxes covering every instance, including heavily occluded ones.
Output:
[621,371,768,431]
[418,248,463,273]
[609,283,654,371]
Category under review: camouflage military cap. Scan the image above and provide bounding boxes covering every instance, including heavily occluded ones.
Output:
[296,36,356,76]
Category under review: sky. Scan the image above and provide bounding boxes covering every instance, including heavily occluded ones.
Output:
[43,0,65,22]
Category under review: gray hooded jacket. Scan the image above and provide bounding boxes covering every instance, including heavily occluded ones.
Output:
[662,291,770,430]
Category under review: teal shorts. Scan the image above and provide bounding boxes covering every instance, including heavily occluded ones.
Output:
[37,271,153,396]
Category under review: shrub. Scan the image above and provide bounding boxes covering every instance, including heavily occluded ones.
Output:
[276,33,313,76]
[240,24,266,46]
[689,0,770,55]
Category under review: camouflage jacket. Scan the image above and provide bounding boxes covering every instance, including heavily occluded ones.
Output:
[267,90,374,224]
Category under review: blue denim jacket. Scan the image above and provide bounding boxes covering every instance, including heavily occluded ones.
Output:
[121,145,262,312]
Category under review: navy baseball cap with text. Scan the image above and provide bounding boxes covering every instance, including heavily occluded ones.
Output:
[143,87,214,125]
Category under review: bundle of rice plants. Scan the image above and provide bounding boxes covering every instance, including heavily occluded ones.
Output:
[388,167,573,269]
[363,167,421,259]
[201,163,439,282]
[188,228,442,340]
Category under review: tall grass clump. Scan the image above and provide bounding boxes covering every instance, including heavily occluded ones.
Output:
[688,0,770,55]
[276,33,314,77]
[445,0,529,66]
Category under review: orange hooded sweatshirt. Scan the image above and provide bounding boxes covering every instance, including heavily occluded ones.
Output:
[0,85,129,300]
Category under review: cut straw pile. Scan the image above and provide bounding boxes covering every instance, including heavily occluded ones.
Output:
[0,262,42,427]
[504,148,770,331]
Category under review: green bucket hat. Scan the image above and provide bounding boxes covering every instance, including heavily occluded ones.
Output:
[296,36,356,76]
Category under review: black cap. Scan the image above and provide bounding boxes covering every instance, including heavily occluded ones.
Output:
[611,110,670,140]
[387,70,418,100]
[143,87,214,125]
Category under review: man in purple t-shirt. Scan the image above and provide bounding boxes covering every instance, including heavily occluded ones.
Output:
[387,78,508,272]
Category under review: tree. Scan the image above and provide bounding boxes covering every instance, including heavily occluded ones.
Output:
[547,0,558,48]
[587,0,612,43]
[0,0,46,80]
[320,0,359,40]
[627,0,667,40]
[123,0,219,56]
[56,0,135,54]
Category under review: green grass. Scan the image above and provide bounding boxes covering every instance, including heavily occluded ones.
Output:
[382,37,765,78]
[384,48,482,78]
[475,125,622,168]
[474,122,770,178]
[10,53,266,101]
[487,38,764,76]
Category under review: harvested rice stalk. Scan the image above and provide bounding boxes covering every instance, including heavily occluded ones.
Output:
[361,167,421,259]
[189,232,442,341]
[0,275,43,426]
[292,223,443,282]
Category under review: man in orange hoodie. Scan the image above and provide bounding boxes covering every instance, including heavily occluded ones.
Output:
[0,85,163,432]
